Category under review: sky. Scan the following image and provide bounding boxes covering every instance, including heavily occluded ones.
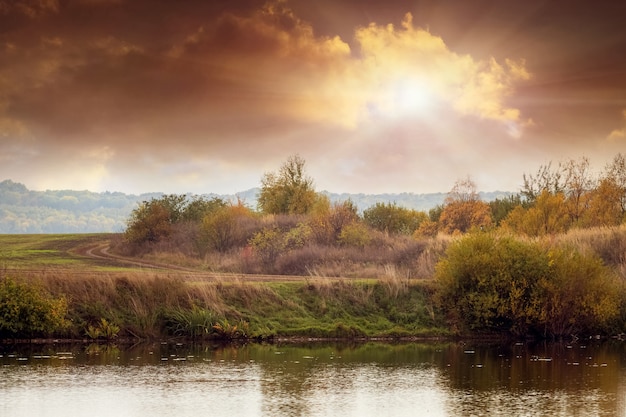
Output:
[1,0,625,196]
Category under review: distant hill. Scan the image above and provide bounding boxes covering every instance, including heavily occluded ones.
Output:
[0,179,514,233]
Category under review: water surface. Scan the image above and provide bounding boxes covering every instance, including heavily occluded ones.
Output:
[2,340,624,416]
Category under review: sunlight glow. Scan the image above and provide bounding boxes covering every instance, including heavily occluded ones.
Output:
[370,77,438,120]
[393,79,434,114]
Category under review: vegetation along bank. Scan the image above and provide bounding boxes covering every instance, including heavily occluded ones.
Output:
[2,154,626,342]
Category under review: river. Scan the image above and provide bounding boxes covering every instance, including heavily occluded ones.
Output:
[1,340,625,416]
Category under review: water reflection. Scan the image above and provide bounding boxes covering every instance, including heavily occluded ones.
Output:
[1,341,625,416]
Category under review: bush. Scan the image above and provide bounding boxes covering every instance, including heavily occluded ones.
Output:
[0,277,69,338]
[435,233,621,337]
[249,227,285,269]
[338,222,372,247]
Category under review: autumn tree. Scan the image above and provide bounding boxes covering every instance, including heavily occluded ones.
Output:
[257,155,318,215]
[521,161,565,203]
[308,195,359,244]
[501,190,570,236]
[438,177,493,234]
[124,194,226,247]
[580,178,624,227]
[605,153,626,218]
[562,157,595,224]
[125,196,178,245]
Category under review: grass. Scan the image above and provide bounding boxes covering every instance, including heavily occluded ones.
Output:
[0,234,116,270]
[1,268,448,340]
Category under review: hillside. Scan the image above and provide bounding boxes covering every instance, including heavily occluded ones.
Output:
[0,179,513,233]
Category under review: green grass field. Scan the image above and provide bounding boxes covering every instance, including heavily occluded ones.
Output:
[0,234,118,270]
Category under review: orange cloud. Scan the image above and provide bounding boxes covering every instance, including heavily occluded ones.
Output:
[0,1,550,194]
[607,110,626,141]
[353,13,531,135]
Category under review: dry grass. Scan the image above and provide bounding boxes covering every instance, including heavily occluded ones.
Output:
[551,225,626,278]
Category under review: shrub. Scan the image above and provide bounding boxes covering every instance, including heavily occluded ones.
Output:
[535,246,621,336]
[199,204,254,253]
[435,232,621,337]
[274,245,325,275]
[363,202,427,235]
[283,222,313,250]
[338,222,372,247]
[0,277,69,338]
[249,227,285,269]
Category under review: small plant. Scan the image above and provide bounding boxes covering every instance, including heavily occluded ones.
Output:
[212,318,249,340]
[86,318,120,340]
[165,306,215,339]
[85,324,102,340]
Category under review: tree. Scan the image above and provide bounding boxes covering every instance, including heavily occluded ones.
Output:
[562,157,595,224]
[181,196,227,222]
[580,178,624,227]
[489,194,524,226]
[257,155,318,215]
[522,161,564,203]
[309,196,360,244]
[605,153,626,217]
[124,198,173,245]
[439,177,493,234]
[501,190,570,237]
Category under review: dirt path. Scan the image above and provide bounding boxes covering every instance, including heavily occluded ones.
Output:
[76,240,308,282]
[83,242,197,271]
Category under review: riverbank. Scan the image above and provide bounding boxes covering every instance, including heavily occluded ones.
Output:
[2,272,450,342]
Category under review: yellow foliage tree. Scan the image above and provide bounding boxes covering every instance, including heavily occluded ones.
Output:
[502,190,570,237]
[438,177,493,234]
[580,178,624,227]
[257,155,318,215]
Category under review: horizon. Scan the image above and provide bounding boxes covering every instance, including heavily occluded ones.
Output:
[1,1,624,195]
[2,177,515,198]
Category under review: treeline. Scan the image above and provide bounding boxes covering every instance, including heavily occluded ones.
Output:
[119,154,626,275]
[0,180,162,233]
[0,179,510,234]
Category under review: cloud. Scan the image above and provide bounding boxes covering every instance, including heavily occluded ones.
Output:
[353,13,531,134]
[0,1,537,194]
[0,0,59,17]
[607,110,626,141]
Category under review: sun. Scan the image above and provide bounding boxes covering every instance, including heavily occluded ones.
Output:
[377,77,437,119]
[395,80,433,112]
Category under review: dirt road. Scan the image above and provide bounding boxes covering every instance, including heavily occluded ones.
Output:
[75,240,308,282]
